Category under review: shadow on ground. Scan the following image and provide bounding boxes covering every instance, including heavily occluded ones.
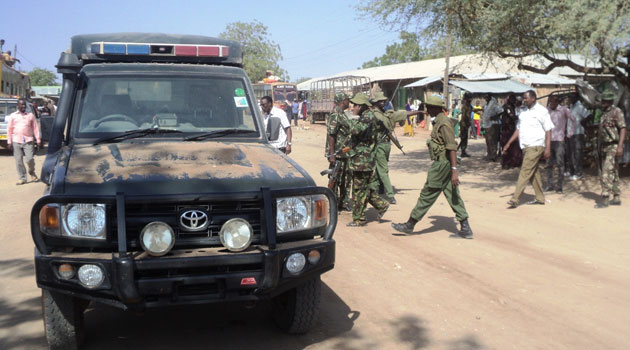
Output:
[83,282,358,350]
[0,258,47,350]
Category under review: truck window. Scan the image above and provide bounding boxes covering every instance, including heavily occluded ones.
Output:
[75,76,258,138]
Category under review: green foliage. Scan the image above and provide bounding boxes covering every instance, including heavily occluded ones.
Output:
[361,31,472,68]
[219,20,288,83]
[358,0,630,87]
[28,67,57,86]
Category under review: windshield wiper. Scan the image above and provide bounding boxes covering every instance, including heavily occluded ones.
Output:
[93,127,182,145]
[184,129,258,141]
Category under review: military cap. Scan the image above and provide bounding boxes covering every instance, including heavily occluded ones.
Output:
[350,92,372,106]
[601,90,615,101]
[370,91,388,102]
[424,95,445,108]
[334,92,350,103]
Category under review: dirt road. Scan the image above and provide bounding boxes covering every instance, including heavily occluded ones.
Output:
[1,123,629,350]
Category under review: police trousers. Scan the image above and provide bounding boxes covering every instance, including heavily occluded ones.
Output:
[410,159,469,222]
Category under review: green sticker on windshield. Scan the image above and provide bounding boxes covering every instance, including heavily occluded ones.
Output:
[234,88,245,97]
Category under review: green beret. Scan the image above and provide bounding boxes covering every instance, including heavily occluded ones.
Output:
[425,95,445,107]
[334,92,350,103]
[350,92,372,106]
[370,91,388,102]
[601,90,615,101]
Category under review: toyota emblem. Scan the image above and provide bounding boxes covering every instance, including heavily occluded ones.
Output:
[179,209,209,231]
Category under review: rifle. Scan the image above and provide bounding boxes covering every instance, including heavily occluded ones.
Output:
[376,118,405,155]
[320,147,351,191]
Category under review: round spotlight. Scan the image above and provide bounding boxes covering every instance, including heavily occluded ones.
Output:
[140,222,175,256]
[77,264,104,289]
[286,253,306,274]
[219,218,253,252]
[307,250,321,265]
[58,264,75,280]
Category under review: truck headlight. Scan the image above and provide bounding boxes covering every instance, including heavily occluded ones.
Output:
[62,204,106,239]
[219,218,253,252]
[276,195,329,233]
[140,222,175,256]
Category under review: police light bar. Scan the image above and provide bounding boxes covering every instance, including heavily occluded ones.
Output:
[90,42,230,57]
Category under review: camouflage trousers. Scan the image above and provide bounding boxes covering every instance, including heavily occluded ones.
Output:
[333,158,352,209]
[600,145,621,197]
[352,170,389,222]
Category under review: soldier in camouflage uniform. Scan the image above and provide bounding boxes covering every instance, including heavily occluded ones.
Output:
[595,90,626,208]
[326,92,353,211]
[344,92,389,227]
[370,92,425,204]
[392,96,473,239]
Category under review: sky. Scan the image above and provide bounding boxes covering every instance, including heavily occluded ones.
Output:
[2,0,401,83]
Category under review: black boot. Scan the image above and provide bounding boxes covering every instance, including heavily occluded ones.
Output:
[595,196,610,209]
[610,196,621,206]
[451,218,473,239]
[391,218,417,234]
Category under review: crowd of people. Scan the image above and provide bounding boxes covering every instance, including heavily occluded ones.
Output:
[317,87,626,237]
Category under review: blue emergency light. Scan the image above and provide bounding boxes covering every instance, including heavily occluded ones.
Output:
[90,41,228,57]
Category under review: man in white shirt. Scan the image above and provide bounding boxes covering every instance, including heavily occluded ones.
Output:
[260,96,292,154]
[503,90,554,208]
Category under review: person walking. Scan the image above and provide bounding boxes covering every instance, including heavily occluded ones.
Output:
[391,96,473,239]
[260,96,292,154]
[503,90,554,208]
[345,92,389,227]
[7,98,41,185]
[594,90,626,208]
[459,93,473,157]
[370,91,425,204]
[544,95,575,193]
[326,92,353,211]
[291,99,299,126]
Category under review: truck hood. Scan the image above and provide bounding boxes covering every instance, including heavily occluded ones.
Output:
[62,141,312,195]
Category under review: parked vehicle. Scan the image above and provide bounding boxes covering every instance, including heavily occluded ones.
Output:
[309,76,370,123]
[31,33,337,350]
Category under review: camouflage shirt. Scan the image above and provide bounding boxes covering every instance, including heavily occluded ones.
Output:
[326,106,352,158]
[598,106,626,144]
[347,109,379,171]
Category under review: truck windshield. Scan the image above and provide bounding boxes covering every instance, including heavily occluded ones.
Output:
[74,76,259,139]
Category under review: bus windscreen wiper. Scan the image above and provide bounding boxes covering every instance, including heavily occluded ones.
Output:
[184,129,258,141]
[93,127,182,145]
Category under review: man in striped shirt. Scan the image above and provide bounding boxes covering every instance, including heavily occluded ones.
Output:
[7,99,41,185]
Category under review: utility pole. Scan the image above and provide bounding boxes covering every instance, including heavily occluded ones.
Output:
[443,31,451,112]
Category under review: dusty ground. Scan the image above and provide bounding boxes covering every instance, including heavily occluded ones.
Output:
[1,122,629,350]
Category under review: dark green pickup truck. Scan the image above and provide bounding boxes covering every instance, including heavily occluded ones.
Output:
[32,33,337,350]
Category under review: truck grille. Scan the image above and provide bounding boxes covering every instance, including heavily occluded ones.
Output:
[111,199,263,249]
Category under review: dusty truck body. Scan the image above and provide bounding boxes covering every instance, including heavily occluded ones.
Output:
[309,75,370,123]
[31,33,337,350]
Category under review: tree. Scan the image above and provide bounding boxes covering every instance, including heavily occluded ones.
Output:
[358,0,630,89]
[362,31,421,68]
[28,68,57,86]
[219,20,288,83]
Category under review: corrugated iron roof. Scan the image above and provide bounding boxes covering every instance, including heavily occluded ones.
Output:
[449,79,532,94]
[404,76,441,88]
[511,73,575,86]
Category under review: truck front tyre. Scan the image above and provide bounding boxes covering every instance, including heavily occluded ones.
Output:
[42,289,85,350]
[271,276,321,334]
